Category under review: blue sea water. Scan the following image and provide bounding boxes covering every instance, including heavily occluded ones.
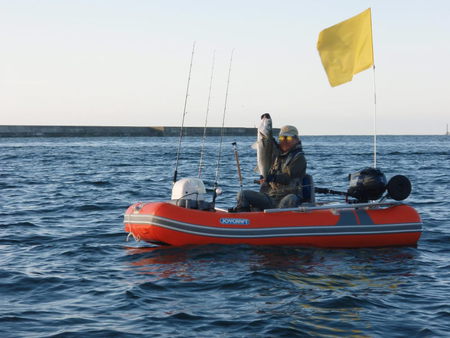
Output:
[0,135,449,337]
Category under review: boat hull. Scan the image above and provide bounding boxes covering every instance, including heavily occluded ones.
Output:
[124,202,422,248]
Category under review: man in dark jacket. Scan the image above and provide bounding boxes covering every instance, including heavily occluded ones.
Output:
[233,125,307,212]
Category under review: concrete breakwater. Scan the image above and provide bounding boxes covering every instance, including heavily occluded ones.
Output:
[0,126,280,137]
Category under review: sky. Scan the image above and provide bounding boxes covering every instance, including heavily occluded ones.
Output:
[0,0,449,135]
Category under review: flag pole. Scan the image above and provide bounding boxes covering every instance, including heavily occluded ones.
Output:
[372,65,377,168]
[370,9,377,168]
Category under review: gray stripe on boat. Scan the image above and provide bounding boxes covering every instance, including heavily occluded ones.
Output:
[335,210,358,226]
[335,210,374,226]
[124,214,422,238]
[355,209,375,225]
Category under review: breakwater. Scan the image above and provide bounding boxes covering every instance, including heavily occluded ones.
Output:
[0,126,277,137]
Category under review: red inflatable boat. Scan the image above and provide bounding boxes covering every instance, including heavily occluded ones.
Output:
[124,201,422,248]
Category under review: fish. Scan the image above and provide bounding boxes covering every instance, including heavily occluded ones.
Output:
[253,113,275,180]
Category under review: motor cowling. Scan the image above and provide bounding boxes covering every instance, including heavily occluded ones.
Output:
[171,178,206,201]
[347,168,387,202]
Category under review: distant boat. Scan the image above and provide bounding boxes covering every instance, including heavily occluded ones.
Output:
[446,124,449,136]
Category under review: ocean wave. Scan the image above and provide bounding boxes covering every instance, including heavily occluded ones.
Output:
[1,135,449,337]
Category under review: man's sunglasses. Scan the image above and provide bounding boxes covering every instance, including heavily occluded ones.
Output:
[278,136,296,142]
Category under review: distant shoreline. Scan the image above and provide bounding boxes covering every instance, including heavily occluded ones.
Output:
[0,125,443,137]
[0,125,264,137]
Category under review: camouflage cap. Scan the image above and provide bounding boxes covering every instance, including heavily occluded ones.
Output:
[279,125,299,137]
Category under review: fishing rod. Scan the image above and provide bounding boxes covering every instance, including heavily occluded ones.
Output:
[314,187,351,203]
[173,41,196,184]
[314,187,348,196]
[231,141,243,191]
[198,50,216,178]
[212,49,234,204]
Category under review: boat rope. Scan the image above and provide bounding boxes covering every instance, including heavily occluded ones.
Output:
[264,201,402,213]
[198,50,216,178]
[173,41,196,184]
[126,232,140,242]
[213,49,234,204]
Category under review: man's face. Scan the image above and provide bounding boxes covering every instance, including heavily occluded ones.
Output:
[278,136,298,153]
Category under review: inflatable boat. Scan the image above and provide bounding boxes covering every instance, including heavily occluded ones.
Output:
[124,201,421,248]
[124,171,422,248]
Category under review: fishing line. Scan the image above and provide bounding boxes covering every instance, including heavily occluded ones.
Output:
[173,41,196,184]
[213,49,234,203]
[198,50,216,178]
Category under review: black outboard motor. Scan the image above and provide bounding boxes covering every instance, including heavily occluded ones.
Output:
[347,167,387,202]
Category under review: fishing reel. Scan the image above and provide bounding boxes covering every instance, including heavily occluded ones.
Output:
[347,168,412,202]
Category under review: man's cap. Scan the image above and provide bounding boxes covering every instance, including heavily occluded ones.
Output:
[279,125,299,137]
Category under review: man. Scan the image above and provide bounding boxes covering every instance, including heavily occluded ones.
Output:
[233,124,307,212]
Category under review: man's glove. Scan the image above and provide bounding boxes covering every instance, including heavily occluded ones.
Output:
[265,174,276,183]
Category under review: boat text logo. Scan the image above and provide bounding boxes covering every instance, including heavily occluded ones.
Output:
[220,218,250,225]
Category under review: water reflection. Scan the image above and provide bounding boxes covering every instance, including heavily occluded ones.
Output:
[124,245,195,280]
[251,247,419,336]
[124,245,418,284]
[123,244,420,335]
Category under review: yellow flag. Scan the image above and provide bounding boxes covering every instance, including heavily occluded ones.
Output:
[317,8,374,87]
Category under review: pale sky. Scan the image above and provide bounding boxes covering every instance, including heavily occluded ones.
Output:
[0,0,448,135]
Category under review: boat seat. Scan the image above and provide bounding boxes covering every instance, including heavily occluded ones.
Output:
[302,174,315,204]
[169,199,215,211]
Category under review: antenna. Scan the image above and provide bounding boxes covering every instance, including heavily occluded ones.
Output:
[173,41,195,184]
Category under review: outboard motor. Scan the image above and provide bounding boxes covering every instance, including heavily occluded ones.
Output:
[347,168,387,202]
[171,178,213,210]
[171,177,206,201]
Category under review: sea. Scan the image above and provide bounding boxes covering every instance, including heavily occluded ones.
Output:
[1,135,449,337]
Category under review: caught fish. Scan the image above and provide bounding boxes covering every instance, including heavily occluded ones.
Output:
[253,113,275,180]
